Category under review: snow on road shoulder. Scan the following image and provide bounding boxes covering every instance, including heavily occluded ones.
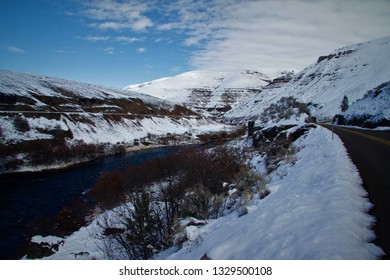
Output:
[31,126,383,260]
[162,126,383,259]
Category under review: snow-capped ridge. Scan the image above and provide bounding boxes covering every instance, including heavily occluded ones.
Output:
[226,36,390,121]
[0,70,177,112]
[124,70,272,115]
[125,76,172,91]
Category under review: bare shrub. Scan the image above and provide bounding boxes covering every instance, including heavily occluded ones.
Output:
[91,144,267,258]
[177,146,243,195]
[180,184,214,220]
[13,115,30,132]
[89,171,127,210]
[96,191,168,260]
[225,168,270,216]
[235,167,267,193]
[196,126,246,143]
[260,97,310,124]
[265,143,297,174]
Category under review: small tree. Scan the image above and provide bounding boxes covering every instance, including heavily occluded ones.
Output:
[340,95,349,112]
[101,191,168,260]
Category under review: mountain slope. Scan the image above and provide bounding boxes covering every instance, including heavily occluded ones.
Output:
[225,36,390,121]
[0,70,185,115]
[125,70,271,115]
[0,70,230,173]
[333,81,390,128]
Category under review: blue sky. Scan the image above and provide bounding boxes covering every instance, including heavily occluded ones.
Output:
[1,0,390,88]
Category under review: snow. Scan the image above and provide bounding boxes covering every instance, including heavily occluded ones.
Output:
[340,81,390,126]
[30,126,383,260]
[0,70,237,174]
[6,36,388,260]
[0,70,233,147]
[124,70,270,111]
[0,70,171,110]
[226,36,390,120]
[160,128,381,259]
[126,71,225,104]
[160,126,382,259]
[62,115,227,144]
[0,114,229,146]
[124,36,390,122]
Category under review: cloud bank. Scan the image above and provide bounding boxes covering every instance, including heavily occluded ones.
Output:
[79,0,390,73]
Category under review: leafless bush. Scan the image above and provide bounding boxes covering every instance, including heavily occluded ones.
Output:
[224,167,270,216]
[89,171,127,210]
[265,143,298,174]
[91,145,269,259]
[13,115,30,132]
[196,126,246,143]
[95,191,168,260]
[180,184,214,220]
[260,97,310,124]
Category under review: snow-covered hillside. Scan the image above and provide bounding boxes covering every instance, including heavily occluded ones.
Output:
[28,126,382,260]
[333,81,390,128]
[0,70,198,114]
[125,70,271,115]
[161,127,382,260]
[226,36,390,121]
[0,70,232,172]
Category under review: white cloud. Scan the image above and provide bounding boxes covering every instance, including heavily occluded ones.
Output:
[184,0,390,72]
[103,47,114,54]
[136,47,146,53]
[82,0,153,32]
[115,36,143,44]
[78,0,390,73]
[83,35,111,42]
[5,46,26,54]
[82,35,142,44]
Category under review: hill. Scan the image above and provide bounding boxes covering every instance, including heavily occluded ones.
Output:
[0,70,230,173]
[125,70,272,116]
[333,81,390,128]
[225,36,390,123]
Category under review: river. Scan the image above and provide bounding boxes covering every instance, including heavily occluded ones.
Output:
[0,145,182,260]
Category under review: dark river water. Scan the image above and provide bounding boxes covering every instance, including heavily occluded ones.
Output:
[0,146,182,260]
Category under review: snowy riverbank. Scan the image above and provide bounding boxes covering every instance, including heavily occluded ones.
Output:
[28,126,383,260]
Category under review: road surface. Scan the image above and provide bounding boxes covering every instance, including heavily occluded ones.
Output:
[321,124,390,259]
